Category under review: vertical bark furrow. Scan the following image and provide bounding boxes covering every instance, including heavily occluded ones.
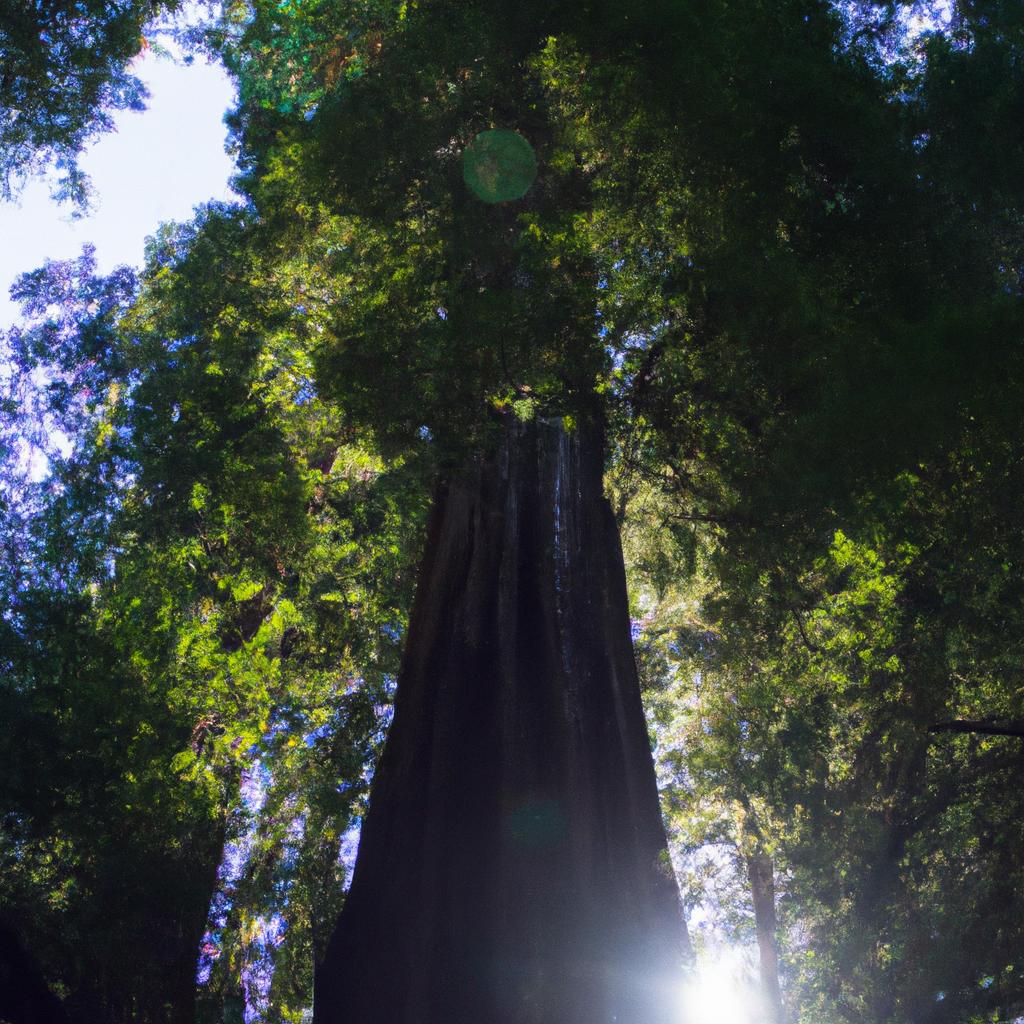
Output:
[315,416,690,1024]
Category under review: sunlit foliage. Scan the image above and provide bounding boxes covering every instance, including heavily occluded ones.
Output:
[3,0,1024,1020]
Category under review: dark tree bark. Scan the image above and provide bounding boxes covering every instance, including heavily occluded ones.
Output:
[315,415,691,1024]
[928,720,1024,738]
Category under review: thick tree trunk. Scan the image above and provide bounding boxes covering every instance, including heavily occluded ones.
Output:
[315,415,690,1024]
[746,849,785,1024]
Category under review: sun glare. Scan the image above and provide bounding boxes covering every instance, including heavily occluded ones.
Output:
[679,952,761,1024]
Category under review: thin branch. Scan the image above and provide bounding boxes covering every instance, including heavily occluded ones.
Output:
[791,609,822,655]
[928,720,1024,739]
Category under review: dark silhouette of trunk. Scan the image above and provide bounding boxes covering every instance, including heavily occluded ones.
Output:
[928,720,1024,738]
[64,810,226,1024]
[156,817,229,1024]
[746,849,785,1024]
[315,415,690,1024]
[0,920,70,1024]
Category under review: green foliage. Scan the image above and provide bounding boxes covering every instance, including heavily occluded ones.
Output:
[4,0,1024,1020]
[1,202,428,1020]
[621,411,1024,1021]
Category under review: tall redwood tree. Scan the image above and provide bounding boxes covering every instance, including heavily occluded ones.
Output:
[314,416,690,1022]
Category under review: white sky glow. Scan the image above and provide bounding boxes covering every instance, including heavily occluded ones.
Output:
[0,45,238,328]
[679,949,764,1024]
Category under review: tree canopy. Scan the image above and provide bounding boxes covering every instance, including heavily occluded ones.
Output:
[2,0,1024,1021]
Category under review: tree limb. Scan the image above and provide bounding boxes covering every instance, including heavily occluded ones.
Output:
[928,720,1024,738]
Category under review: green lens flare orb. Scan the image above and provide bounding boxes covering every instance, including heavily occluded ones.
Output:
[462,129,537,203]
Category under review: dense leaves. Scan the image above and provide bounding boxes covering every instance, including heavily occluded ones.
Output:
[2,0,1024,1021]
[1,206,428,1022]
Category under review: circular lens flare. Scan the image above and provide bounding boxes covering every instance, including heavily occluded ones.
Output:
[462,129,537,203]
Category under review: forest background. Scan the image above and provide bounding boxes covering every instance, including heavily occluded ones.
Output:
[2,0,1024,1022]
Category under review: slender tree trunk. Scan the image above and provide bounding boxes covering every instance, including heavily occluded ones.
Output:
[746,849,785,1024]
[163,815,229,1024]
[315,415,690,1024]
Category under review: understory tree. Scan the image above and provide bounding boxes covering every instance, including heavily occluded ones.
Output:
[1,216,426,1023]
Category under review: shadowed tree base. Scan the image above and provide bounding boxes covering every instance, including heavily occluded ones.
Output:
[314,415,690,1024]
[0,920,70,1024]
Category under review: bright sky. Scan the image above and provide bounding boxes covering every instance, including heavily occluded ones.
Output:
[0,46,238,329]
